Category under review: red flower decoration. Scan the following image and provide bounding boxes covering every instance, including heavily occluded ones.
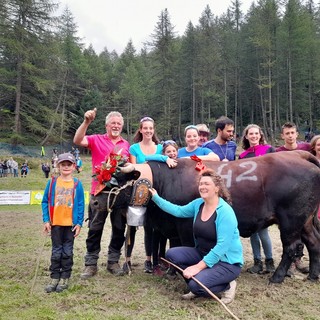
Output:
[190,154,207,171]
[93,152,128,195]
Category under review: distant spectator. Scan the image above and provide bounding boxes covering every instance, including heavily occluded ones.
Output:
[6,158,14,177]
[2,160,8,177]
[76,157,83,173]
[74,148,80,160]
[42,162,51,178]
[11,158,19,177]
[52,156,59,176]
[41,146,46,157]
[21,162,29,177]
[52,148,58,159]
[0,160,4,177]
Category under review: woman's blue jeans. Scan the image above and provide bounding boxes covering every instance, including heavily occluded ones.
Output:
[250,227,273,260]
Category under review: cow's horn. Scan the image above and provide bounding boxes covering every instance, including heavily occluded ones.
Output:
[119,163,135,173]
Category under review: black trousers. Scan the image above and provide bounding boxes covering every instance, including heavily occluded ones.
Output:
[50,226,74,279]
[84,193,127,266]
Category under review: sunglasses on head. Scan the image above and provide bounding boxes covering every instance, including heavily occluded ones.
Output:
[184,125,199,133]
[140,116,154,123]
[162,140,177,147]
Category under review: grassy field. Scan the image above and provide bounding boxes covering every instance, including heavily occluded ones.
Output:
[0,155,319,320]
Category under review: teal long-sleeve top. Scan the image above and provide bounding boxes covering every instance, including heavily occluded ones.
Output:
[151,194,244,268]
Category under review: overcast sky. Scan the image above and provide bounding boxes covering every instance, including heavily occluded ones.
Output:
[58,0,253,54]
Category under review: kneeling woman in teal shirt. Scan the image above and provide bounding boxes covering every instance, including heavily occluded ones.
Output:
[149,169,243,304]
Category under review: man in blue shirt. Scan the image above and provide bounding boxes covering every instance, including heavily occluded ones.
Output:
[203,116,237,161]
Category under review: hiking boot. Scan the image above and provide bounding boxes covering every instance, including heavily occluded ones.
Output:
[80,265,98,279]
[123,261,132,274]
[247,259,263,274]
[265,258,275,273]
[107,262,124,276]
[56,278,69,293]
[144,260,153,274]
[45,278,59,293]
[181,291,197,300]
[295,258,309,274]
[221,280,237,305]
[159,260,170,271]
[153,265,165,276]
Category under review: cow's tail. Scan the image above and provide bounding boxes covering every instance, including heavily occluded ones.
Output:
[313,211,320,233]
[298,151,320,230]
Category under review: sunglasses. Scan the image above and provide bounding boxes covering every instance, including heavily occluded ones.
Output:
[163,140,178,148]
[140,116,154,123]
[184,125,199,133]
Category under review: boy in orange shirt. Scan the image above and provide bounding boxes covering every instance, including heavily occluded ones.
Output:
[42,153,85,293]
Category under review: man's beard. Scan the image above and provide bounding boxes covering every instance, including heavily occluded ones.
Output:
[111,130,120,137]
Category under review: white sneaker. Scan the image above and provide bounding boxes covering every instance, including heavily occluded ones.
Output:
[181,291,197,300]
[220,280,237,304]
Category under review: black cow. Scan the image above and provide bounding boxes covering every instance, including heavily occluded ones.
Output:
[109,150,320,283]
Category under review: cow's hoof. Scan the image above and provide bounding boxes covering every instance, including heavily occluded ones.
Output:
[269,275,284,284]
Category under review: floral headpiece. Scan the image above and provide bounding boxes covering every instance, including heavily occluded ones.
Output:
[93,151,128,195]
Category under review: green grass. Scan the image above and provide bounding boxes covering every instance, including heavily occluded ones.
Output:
[0,155,319,319]
[0,155,93,191]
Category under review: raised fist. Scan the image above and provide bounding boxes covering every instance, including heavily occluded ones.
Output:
[84,108,97,123]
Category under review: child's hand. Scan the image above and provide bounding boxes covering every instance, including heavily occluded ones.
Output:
[72,225,81,237]
[149,188,157,197]
[166,157,178,168]
[43,222,51,235]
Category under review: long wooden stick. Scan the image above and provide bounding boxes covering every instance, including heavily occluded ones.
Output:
[30,234,49,295]
[161,257,240,320]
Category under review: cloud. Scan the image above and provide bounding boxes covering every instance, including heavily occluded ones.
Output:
[58,0,252,54]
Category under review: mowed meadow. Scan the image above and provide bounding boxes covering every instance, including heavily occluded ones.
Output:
[0,155,319,320]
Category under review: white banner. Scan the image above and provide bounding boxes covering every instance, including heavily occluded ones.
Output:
[0,191,31,205]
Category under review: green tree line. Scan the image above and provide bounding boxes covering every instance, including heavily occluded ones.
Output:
[1,0,319,146]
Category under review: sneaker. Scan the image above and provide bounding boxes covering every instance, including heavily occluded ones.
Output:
[144,260,153,274]
[181,291,197,300]
[123,261,132,274]
[45,278,60,293]
[220,280,237,305]
[80,265,98,279]
[56,278,69,293]
[159,260,170,271]
[107,262,124,276]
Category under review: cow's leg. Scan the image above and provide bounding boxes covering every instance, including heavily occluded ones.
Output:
[269,241,301,283]
[301,217,320,281]
[176,219,194,247]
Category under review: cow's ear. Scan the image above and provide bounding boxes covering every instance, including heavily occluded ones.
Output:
[127,170,141,181]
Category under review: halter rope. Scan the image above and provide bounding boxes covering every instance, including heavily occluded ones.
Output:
[102,180,135,213]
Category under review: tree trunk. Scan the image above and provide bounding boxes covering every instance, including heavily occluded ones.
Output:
[14,56,23,134]
[268,62,274,143]
[192,76,196,123]
[41,71,68,146]
[288,53,293,122]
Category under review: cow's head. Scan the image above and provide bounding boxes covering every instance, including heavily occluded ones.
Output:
[100,163,141,212]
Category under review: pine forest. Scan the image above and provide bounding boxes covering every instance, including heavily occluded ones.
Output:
[1,0,320,146]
